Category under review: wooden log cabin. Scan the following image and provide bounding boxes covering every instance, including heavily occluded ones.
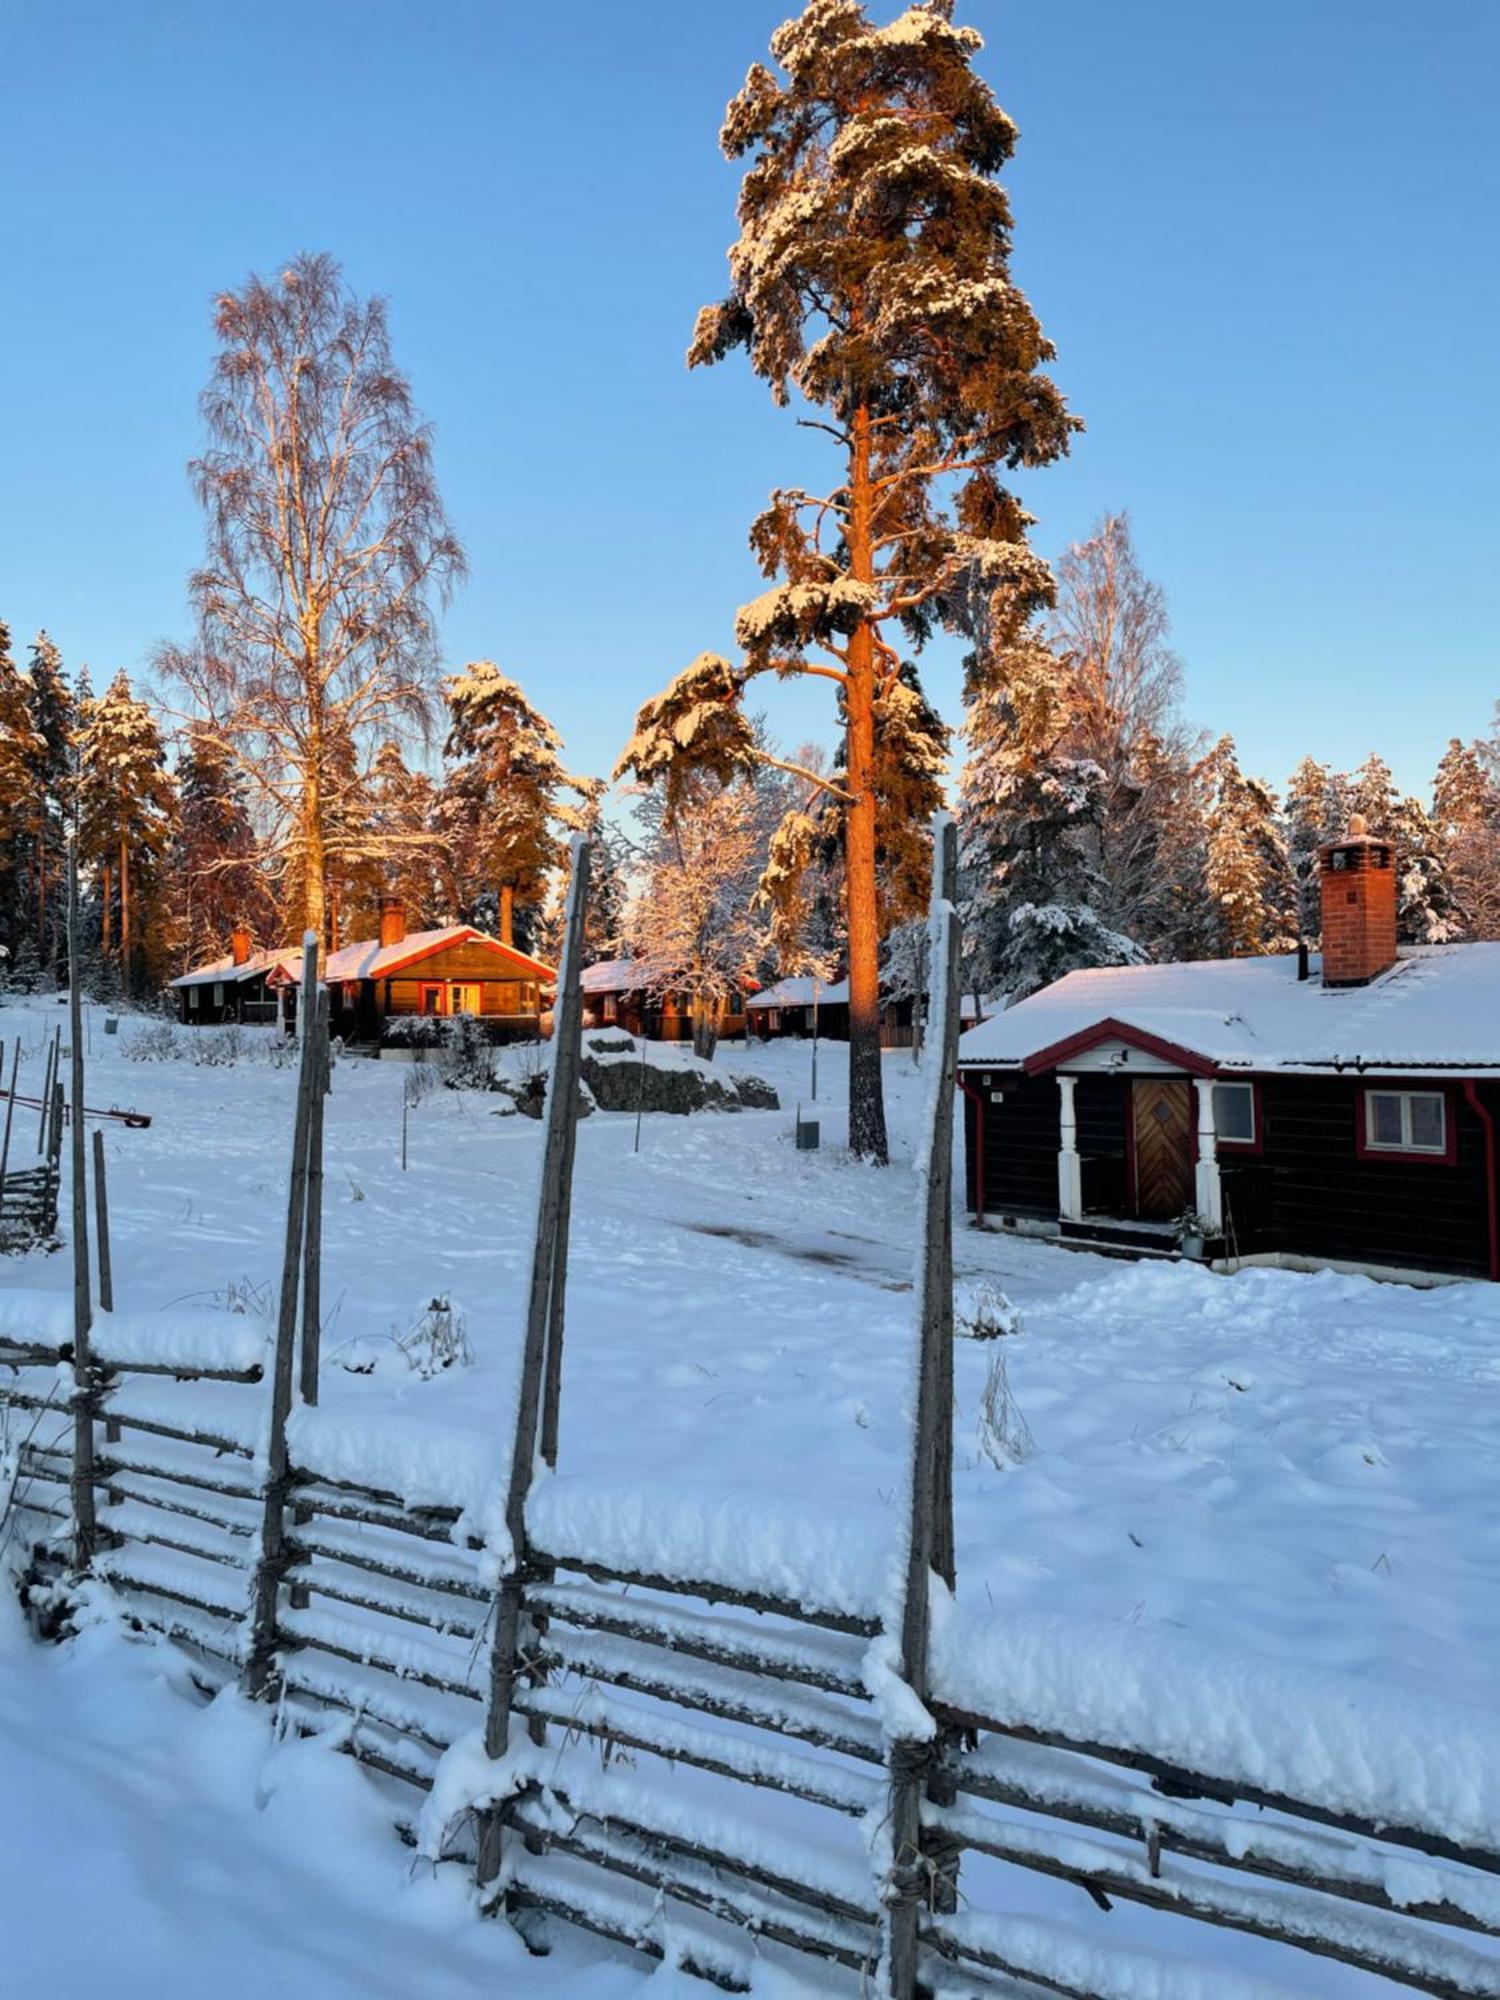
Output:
[579,959,749,1042]
[956,818,1500,1285]
[169,930,303,1025]
[172,900,554,1045]
[746,975,984,1048]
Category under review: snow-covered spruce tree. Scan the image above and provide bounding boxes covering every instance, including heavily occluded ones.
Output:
[0,619,43,967]
[1434,736,1500,939]
[579,805,631,963]
[958,630,1144,1001]
[76,671,178,995]
[359,739,441,933]
[171,722,276,966]
[1202,737,1296,957]
[23,631,76,971]
[1282,754,1348,943]
[1046,511,1200,948]
[436,661,596,951]
[159,253,464,953]
[616,0,1078,1161]
[626,769,779,1061]
[1343,752,1459,944]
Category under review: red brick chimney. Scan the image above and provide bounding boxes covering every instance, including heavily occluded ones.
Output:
[1318,815,1398,987]
[379,896,407,950]
[230,924,252,967]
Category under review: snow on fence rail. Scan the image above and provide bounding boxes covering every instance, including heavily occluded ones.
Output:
[8,826,1500,1999]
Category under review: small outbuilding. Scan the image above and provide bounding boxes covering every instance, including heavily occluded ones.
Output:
[169,929,302,1026]
[579,959,750,1042]
[956,819,1500,1284]
[747,975,984,1047]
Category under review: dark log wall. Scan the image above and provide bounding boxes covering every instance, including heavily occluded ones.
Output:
[963,1071,1060,1219]
[962,1064,1497,1279]
[1248,1073,1493,1278]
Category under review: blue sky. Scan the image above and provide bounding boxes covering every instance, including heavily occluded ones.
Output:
[1,0,1495,801]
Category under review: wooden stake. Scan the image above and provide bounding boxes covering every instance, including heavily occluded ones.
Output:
[92,1127,113,1313]
[37,1027,58,1154]
[299,987,329,1406]
[66,840,97,1571]
[882,815,962,1998]
[476,838,590,1892]
[539,841,590,1473]
[244,934,320,1697]
[0,1040,20,1205]
[400,1091,408,1172]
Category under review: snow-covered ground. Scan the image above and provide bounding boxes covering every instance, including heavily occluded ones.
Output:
[4,995,1500,1996]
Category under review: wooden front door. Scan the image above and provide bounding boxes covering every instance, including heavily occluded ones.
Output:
[1131,1079,1193,1219]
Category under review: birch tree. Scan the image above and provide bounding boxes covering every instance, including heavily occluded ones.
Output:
[160,252,464,950]
[616,0,1077,1160]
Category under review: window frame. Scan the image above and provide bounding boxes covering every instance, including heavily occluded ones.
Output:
[1356,1086,1455,1165]
[1212,1079,1262,1153]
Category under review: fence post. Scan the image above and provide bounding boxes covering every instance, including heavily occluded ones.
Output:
[882,815,962,1998]
[92,1128,114,1315]
[65,841,98,1572]
[244,934,320,1697]
[475,836,590,1895]
[37,1027,58,1155]
[0,1041,19,1222]
[298,987,330,1407]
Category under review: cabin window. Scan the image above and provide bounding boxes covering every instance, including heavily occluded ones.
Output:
[188,986,200,1010]
[420,984,443,1015]
[602,993,617,1023]
[1212,1081,1257,1146]
[213,982,224,1005]
[1363,1089,1448,1157]
[451,984,481,1016]
[766,1009,780,1031]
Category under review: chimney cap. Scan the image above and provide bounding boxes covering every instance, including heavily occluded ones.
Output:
[1347,812,1369,837]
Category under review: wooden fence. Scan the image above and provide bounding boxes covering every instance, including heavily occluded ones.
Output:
[6,827,1500,1997]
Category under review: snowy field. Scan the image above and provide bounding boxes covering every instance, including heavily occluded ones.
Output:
[4,994,1500,1997]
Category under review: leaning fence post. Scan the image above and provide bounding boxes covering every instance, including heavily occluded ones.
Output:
[244,934,320,1697]
[65,840,98,1571]
[37,1026,58,1155]
[475,836,590,1894]
[92,1128,113,1314]
[0,1040,19,1215]
[881,815,962,1999]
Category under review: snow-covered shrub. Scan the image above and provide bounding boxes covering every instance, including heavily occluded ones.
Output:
[122,1020,181,1062]
[439,1014,495,1091]
[977,1348,1033,1470]
[955,1278,1023,1341]
[382,1015,445,1051]
[190,1025,245,1067]
[259,1034,299,1070]
[403,1062,440,1109]
[399,1295,472,1377]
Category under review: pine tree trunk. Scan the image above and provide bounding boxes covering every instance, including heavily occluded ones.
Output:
[119,835,130,993]
[100,862,112,956]
[844,404,889,1165]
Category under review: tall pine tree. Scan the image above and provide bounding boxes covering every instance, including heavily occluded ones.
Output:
[1433,737,1500,939]
[24,632,75,971]
[617,0,1077,1160]
[172,722,274,966]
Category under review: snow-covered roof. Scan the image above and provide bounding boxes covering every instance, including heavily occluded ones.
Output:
[748,975,983,1020]
[174,928,553,990]
[746,975,849,1010]
[169,947,302,991]
[956,945,1500,1075]
[320,926,553,984]
[581,958,641,994]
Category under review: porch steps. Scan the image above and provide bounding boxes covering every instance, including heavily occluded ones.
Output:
[1058,1217,1184,1261]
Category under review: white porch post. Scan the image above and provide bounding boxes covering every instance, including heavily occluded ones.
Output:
[1194,1078,1224,1234]
[1057,1074,1084,1221]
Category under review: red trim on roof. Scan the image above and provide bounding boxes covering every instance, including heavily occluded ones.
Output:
[1020,1017,1218,1080]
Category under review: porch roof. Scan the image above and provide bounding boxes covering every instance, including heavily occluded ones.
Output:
[956,944,1500,1076]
